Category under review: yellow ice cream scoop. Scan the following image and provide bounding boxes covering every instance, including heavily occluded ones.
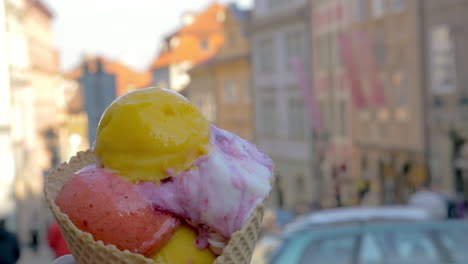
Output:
[94,87,209,183]
[151,226,216,264]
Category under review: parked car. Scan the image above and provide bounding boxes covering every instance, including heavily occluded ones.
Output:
[270,220,468,264]
[283,206,432,234]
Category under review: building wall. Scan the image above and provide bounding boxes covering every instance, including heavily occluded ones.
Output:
[187,67,217,123]
[214,59,252,141]
[0,0,16,221]
[252,0,315,210]
[425,0,468,195]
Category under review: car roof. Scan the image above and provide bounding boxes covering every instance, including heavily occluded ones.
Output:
[283,220,468,239]
[283,206,432,234]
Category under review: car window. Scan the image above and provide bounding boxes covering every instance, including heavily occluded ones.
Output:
[391,231,440,264]
[439,228,468,263]
[299,235,357,264]
[359,233,385,264]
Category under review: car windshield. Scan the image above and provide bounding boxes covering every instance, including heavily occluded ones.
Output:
[272,222,468,264]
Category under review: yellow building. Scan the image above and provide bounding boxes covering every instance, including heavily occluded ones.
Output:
[188,5,253,141]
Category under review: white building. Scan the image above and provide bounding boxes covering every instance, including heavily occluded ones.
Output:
[0,0,16,224]
[251,0,316,210]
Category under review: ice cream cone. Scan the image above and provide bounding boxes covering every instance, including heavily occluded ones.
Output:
[45,150,266,264]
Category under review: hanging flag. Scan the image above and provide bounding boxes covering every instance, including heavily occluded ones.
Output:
[354,31,386,108]
[291,57,323,133]
[338,33,367,108]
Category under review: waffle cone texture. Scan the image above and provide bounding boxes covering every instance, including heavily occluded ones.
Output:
[45,150,267,264]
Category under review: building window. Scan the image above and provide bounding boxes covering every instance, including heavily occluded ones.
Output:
[392,0,405,11]
[393,70,409,121]
[258,38,275,74]
[170,37,180,49]
[285,31,304,70]
[319,100,329,135]
[338,100,348,137]
[288,97,306,140]
[318,35,330,70]
[356,0,366,21]
[268,0,283,10]
[374,31,386,66]
[200,39,209,51]
[372,0,385,17]
[223,80,239,104]
[261,98,277,137]
[331,33,341,67]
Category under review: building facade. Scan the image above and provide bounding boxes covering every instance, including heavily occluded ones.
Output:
[188,4,253,141]
[311,0,432,207]
[311,0,357,208]
[251,0,315,210]
[150,3,226,94]
[0,0,16,225]
[336,0,427,205]
[425,0,468,198]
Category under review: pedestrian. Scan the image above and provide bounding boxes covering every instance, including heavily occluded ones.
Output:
[29,213,39,253]
[47,221,70,258]
[0,218,20,264]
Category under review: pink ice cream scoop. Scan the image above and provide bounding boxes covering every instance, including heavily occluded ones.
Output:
[138,125,273,243]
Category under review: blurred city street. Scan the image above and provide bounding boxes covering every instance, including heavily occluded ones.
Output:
[2,0,468,263]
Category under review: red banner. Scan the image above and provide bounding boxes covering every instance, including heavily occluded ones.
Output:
[338,33,367,108]
[354,31,386,108]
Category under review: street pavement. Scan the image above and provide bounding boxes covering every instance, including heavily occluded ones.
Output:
[18,245,55,264]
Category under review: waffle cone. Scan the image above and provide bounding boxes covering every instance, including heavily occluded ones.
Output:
[45,150,267,264]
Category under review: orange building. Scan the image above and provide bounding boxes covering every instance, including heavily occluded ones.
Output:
[188,4,253,141]
[150,3,226,93]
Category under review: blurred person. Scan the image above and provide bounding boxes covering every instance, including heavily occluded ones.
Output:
[47,221,70,258]
[0,218,20,264]
[29,220,39,253]
[259,209,279,237]
[409,184,447,220]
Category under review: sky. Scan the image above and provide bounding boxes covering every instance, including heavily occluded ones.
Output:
[43,0,253,73]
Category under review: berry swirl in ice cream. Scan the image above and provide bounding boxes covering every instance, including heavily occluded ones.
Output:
[55,87,273,263]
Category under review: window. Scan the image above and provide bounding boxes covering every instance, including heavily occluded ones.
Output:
[356,0,366,21]
[318,35,331,70]
[392,0,405,11]
[258,38,275,74]
[338,100,347,137]
[439,228,468,263]
[392,231,440,264]
[319,100,327,134]
[216,10,226,22]
[200,39,209,51]
[393,70,409,121]
[223,80,238,104]
[331,33,341,67]
[372,0,385,17]
[359,234,385,264]
[268,0,283,9]
[374,31,386,66]
[299,235,357,264]
[288,97,306,140]
[170,37,180,49]
[285,31,304,70]
[261,98,277,137]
